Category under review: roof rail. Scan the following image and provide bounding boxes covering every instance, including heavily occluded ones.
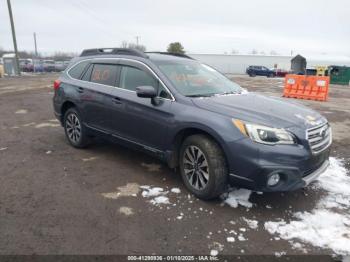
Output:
[146,52,194,60]
[80,48,149,58]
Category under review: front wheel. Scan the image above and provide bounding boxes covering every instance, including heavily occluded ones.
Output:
[179,135,228,200]
[63,108,90,148]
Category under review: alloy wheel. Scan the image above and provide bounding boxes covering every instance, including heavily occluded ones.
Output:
[65,113,81,144]
[183,145,210,190]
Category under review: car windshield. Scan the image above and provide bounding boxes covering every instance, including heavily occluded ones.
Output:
[155,60,242,97]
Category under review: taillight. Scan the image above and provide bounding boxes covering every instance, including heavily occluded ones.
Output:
[53,80,61,90]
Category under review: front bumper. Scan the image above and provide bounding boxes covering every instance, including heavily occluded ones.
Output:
[226,137,331,192]
[302,159,329,186]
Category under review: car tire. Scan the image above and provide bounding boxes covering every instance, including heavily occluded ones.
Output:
[179,135,228,200]
[268,73,275,78]
[63,108,90,148]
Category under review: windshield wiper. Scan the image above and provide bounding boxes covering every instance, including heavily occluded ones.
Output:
[219,91,241,95]
[186,93,216,98]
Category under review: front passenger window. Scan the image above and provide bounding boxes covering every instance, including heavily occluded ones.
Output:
[120,66,158,91]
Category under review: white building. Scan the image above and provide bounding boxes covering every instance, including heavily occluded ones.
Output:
[190,54,350,74]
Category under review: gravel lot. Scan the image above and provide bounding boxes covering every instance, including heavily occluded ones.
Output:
[0,73,349,260]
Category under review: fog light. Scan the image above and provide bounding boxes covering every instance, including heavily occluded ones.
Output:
[267,173,280,186]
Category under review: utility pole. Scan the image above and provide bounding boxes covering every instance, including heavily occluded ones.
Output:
[33,32,38,56]
[33,32,38,73]
[7,0,21,75]
[135,36,140,46]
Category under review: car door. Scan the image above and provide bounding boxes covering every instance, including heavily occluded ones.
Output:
[255,66,263,76]
[78,62,121,133]
[261,66,269,76]
[109,60,174,151]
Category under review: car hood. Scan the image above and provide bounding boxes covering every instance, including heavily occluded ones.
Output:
[191,93,326,129]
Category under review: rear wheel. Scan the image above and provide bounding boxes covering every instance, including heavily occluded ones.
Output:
[179,135,228,200]
[63,108,90,148]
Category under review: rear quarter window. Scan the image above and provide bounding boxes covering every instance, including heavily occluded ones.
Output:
[90,64,119,86]
[68,61,89,79]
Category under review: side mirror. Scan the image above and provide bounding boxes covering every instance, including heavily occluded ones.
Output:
[136,86,157,98]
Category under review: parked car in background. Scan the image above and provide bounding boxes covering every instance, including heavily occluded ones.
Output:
[54,61,68,72]
[53,48,331,200]
[43,60,55,72]
[246,66,276,77]
[19,59,34,72]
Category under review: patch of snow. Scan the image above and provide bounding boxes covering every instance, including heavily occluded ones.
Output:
[82,157,98,162]
[222,188,253,208]
[15,109,28,114]
[35,122,60,128]
[265,209,350,255]
[238,234,246,241]
[264,157,350,255]
[142,187,167,197]
[227,237,235,242]
[209,242,224,256]
[210,250,218,256]
[316,157,350,196]
[243,218,259,229]
[275,251,286,257]
[119,206,134,216]
[0,147,8,151]
[171,188,181,194]
[46,151,52,154]
[150,196,170,205]
[22,122,36,127]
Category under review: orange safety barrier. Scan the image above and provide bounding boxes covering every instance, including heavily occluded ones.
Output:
[283,74,330,101]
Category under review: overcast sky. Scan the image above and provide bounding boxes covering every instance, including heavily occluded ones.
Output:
[1,0,349,57]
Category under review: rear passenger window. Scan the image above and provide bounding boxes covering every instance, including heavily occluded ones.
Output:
[90,64,119,86]
[68,61,89,79]
[120,66,158,92]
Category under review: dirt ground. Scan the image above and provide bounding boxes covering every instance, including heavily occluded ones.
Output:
[0,73,349,260]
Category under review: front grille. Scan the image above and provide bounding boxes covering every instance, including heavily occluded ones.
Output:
[306,123,332,154]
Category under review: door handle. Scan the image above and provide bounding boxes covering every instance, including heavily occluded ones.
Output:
[112,97,122,104]
[77,87,84,93]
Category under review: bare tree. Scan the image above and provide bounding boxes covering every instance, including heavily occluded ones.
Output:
[250,49,258,55]
[231,49,239,54]
[121,41,128,48]
[128,43,146,52]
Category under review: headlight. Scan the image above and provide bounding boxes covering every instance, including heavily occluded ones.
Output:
[233,119,295,145]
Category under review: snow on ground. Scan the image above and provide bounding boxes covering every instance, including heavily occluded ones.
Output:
[264,157,350,255]
[15,109,28,114]
[150,195,170,205]
[141,186,170,206]
[243,218,258,229]
[226,237,235,242]
[171,188,181,194]
[210,250,218,256]
[141,187,167,198]
[221,188,253,208]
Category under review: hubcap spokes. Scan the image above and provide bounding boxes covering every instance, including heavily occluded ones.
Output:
[183,146,209,190]
[66,113,81,143]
